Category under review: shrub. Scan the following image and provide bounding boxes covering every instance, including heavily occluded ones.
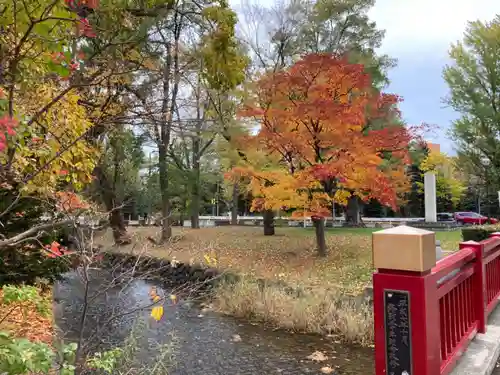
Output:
[0,285,177,374]
[0,246,70,286]
[0,190,72,286]
[462,224,500,242]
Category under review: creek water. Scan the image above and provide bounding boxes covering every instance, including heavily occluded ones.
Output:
[53,270,374,374]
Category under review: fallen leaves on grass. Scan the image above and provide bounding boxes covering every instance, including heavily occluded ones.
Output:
[0,288,53,344]
[97,226,374,294]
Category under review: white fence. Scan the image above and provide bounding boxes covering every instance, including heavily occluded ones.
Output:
[127,215,425,229]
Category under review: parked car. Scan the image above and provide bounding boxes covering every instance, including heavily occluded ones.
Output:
[453,212,499,225]
[437,213,455,222]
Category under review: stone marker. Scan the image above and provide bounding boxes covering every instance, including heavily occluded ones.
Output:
[435,240,443,261]
[424,172,437,223]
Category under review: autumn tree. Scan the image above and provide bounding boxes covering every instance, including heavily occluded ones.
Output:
[232,54,412,256]
[0,0,179,246]
[233,0,396,231]
[0,0,107,249]
[169,8,249,229]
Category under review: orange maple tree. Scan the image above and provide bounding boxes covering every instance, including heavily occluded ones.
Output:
[230,54,414,255]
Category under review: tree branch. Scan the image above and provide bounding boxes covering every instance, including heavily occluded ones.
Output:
[0,219,73,249]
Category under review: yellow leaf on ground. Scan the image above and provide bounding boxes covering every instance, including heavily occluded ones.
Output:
[151,305,164,321]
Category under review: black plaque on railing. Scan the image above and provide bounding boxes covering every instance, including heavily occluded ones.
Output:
[384,290,412,375]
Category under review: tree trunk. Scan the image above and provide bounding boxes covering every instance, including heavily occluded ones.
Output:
[155,30,180,242]
[231,182,239,225]
[312,217,327,257]
[263,209,275,236]
[158,146,172,242]
[179,198,187,227]
[190,193,200,229]
[190,140,201,229]
[93,165,130,245]
[345,195,364,227]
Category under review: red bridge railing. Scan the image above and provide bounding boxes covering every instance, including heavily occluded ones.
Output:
[482,236,500,315]
[374,232,500,375]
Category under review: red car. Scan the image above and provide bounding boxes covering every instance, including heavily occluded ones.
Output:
[454,212,499,225]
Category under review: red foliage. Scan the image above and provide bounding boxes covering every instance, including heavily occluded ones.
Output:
[64,0,98,38]
[237,54,413,214]
[77,18,97,38]
[0,116,18,152]
[43,241,73,258]
[55,191,89,212]
[64,0,99,10]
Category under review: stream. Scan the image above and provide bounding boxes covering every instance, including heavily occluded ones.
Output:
[53,270,374,375]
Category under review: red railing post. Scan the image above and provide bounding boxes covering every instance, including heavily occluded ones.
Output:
[460,241,486,333]
[373,226,440,375]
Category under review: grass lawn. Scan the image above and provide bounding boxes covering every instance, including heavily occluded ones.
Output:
[302,227,462,251]
[97,226,464,295]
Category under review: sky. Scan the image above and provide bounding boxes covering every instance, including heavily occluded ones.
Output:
[231,0,500,155]
[369,0,500,154]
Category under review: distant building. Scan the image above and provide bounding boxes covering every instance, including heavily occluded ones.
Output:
[427,142,441,154]
[426,142,455,179]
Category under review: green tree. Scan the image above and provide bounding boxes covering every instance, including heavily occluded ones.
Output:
[444,15,500,192]
[126,0,247,242]
[91,128,145,235]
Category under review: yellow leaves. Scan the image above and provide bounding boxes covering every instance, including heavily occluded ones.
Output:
[151,305,164,321]
[333,190,351,205]
[148,287,178,321]
[204,254,218,267]
[419,151,449,174]
[12,82,99,195]
[418,151,465,206]
[143,58,158,70]
[150,287,164,322]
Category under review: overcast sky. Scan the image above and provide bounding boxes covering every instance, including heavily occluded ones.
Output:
[369,0,500,154]
[231,0,500,155]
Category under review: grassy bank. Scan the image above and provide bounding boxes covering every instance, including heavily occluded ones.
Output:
[96,225,462,345]
[97,226,377,293]
[98,226,461,293]
[214,277,374,345]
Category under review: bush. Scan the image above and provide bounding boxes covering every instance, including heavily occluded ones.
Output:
[462,224,500,242]
[0,190,72,286]
[0,247,70,286]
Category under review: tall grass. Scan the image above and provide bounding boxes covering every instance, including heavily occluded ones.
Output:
[213,277,373,346]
